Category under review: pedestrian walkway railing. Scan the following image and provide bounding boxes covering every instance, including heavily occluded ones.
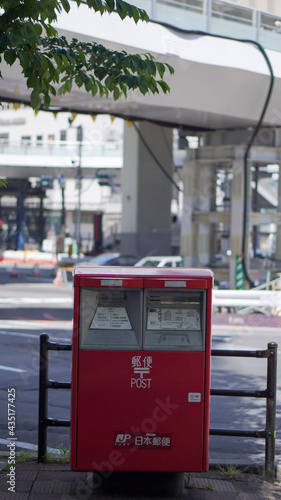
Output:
[213,289,281,315]
[125,0,281,52]
[38,333,278,482]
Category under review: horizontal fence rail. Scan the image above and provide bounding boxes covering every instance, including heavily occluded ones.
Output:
[210,342,277,483]
[38,334,277,482]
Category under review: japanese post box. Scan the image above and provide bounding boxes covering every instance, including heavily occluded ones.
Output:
[71,267,213,472]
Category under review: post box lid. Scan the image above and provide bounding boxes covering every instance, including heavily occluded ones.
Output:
[73,266,214,289]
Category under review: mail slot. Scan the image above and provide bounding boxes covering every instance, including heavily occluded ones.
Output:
[70,267,213,472]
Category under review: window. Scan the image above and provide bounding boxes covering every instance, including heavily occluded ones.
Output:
[21,136,31,145]
[0,133,9,144]
[36,135,43,146]
[60,130,67,141]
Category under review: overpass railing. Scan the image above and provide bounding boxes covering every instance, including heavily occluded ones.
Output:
[123,0,281,52]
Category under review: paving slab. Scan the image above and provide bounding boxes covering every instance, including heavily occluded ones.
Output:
[0,460,280,499]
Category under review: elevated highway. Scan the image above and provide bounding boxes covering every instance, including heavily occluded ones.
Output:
[1,0,281,131]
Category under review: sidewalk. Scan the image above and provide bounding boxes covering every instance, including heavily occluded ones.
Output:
[1,459,281,499]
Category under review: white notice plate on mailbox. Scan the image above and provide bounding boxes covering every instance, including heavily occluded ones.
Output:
[90,307,132,330]
[188,393,201,402]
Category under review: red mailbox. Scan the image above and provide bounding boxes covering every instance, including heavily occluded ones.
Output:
[71,267,213,472]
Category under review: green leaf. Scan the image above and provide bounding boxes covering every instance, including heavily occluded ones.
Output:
[130,57,141,73]
[43,93,51,109]
[53,53,63,69]
[60,0,71,13]
[113,87,120,100]
[139,8,149,22]
[91,81,98,96]
[147,60,156,76]
[49,84,57,96]
[84,77,92,92]
[77,49,86,65]
[133,5,142,23]
[44,24,58,37]
[26,74,37,89]
[64,79,72,92]
[4,50,16,66]
[75,75,83,88]
[41,55,49,71]
[116,0,127,20]
[30,91,42,110]
[127,4,140,24]
[165,62,175,75]
[156,62,165,79]
[0,179,7,188]
[95,67,107,81]
[18,51,29,69]
[34,23,43,36]
[126,74,137,89]
[104,0,114,11]
[138,75,148,95]
[61,54,69,67]
[120,82,127,98]
[58,83,67,95]
[157,80,170,93]
[105,75,112,90]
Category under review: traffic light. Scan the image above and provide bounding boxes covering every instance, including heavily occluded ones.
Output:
[96,172,121,193]
[41,176,54,189]
[96,173,114,187]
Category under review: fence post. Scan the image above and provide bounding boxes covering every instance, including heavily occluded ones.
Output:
[38,333,50,462]
[265,342,278,482]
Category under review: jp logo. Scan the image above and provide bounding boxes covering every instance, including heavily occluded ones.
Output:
[114,434,131,446]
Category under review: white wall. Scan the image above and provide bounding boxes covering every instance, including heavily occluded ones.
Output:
[0,105,123,144]
[224,1,281,15]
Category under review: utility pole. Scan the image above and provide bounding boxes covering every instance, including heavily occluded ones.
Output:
[76,125,83,256]
[58,174,65,229]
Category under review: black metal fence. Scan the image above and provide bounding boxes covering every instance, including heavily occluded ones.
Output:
[38,334,71,463]
[210,342,277,483]
[38,333,278,482]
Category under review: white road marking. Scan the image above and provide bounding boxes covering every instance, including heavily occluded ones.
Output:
[0,320,72,330]
[0,331,71,342]
[0,365,27,373]
[212,324,281,334]
[0,297,72,304]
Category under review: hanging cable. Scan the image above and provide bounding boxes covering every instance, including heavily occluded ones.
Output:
[161,128,184,184]
[148,21,275,286]
[240,44,274,287]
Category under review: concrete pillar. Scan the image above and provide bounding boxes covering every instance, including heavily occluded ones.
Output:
[229,159,251,288]
[181,159,216,267]
[197,163,217,264]
[121,121,173,256]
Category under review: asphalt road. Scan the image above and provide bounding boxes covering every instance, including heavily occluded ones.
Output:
[0,265,280,468]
